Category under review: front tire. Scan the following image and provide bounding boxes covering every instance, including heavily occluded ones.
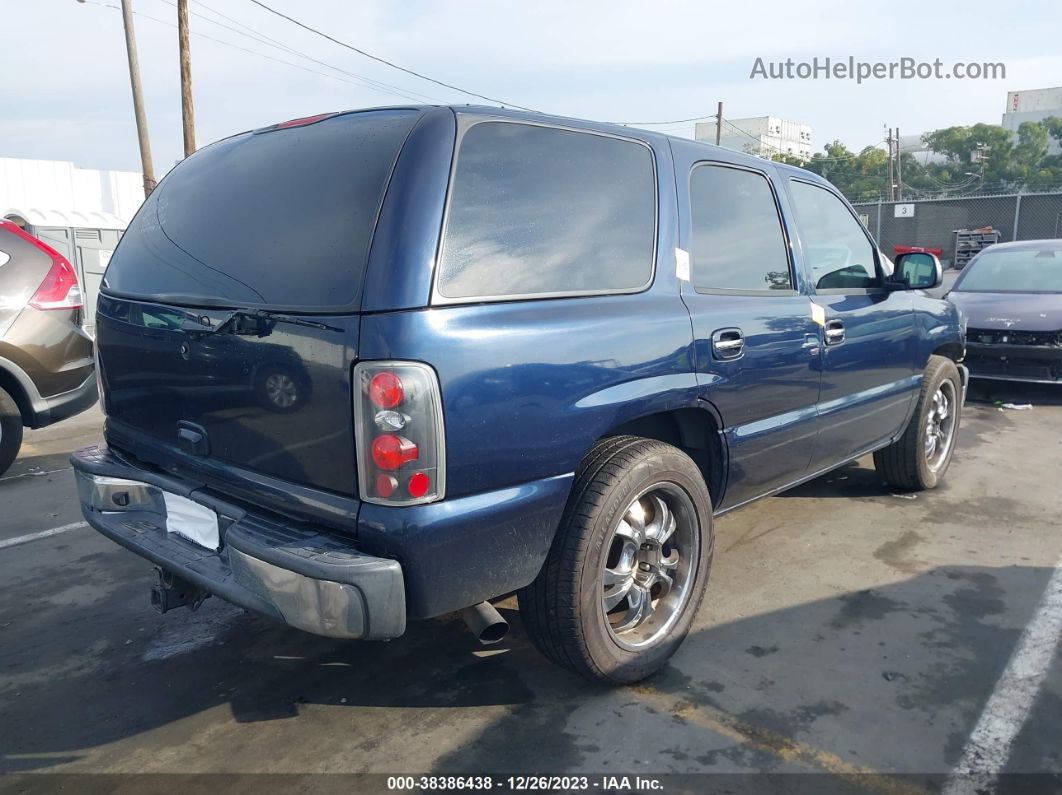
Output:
[0,386,24,476]
[519,436,714,685]
[874,355,962,490]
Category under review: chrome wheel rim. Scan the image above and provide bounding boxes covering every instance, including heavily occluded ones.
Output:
[600,483,699,651]
[265,373,297,408]
[924,380,957,472]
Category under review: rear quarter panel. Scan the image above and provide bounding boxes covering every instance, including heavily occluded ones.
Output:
[0,229,93,397]
[356,128,709,616]
[358,292,699,498]
[356,291,700,617]
[360,122,698,499]
[0,229,49,338]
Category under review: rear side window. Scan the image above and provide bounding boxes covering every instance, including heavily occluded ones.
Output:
[789,180,879,290]
[689,165,792,291]
[103,109,419,308]
[436,122,656,300]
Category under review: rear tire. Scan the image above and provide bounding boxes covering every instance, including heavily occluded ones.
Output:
[0,386,24,476]
[519,436,713,685]
[873,355,962,490]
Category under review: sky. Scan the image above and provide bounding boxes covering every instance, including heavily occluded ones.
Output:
[1,0,1060,175]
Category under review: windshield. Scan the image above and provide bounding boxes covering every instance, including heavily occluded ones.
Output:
[103,109,419,310]
[954,247,1062,293]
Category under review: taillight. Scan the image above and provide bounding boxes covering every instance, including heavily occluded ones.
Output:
[0,221,84,311]
[354,361,445,506]
[371,434,418,470]
[30,257,84,310]
[368,372,404,408]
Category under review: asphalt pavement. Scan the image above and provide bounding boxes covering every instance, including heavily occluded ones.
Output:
[1,386,1060,791]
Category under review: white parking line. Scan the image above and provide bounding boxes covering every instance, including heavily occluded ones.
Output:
[0,521,88,550]
[943,556,1062,794]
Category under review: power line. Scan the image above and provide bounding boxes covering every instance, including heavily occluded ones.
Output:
[717,119,892,164]
[719,118,801,157]
[151,1,745,129]
[222,1,735,127]
[153,0,443,103]
[81,0,910,162]
[84,0,445,104]
[244,0,540,111]
[618,114,718,126]
[181,0,446,103]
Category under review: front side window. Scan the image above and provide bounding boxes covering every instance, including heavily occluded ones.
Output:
[689,165,792,291]
[437,122,656,300]
[789,181,878,290]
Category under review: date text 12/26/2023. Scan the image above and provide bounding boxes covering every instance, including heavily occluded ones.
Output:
[386,775,664,791]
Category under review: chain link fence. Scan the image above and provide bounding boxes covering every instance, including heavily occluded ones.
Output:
[851,192,1062,267]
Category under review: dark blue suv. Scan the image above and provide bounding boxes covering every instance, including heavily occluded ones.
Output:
[73,106,966,683]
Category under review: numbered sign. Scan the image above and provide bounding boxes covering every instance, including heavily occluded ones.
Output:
[894,203,915,218]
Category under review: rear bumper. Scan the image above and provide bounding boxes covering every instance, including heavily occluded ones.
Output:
[964,342,1062,384]
[71,445,406,640]
[33,371,98,428]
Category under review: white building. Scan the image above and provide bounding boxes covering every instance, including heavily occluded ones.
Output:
[899,133,948,166]
[696,116,812,160]
[1,157,144,332]
[1,157,143,229]
[1002,86,1062,154]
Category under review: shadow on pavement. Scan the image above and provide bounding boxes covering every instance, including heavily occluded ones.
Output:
[2,555,1058,780]
[966,380,1062,408]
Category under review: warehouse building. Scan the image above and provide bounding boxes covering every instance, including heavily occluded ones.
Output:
[696,116,812,160]
[1002,86,1062,154]
[1,157,142,333]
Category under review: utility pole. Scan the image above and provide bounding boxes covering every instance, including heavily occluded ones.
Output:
[886,128,894,202]
[974,142,989,182]
[896,127,902,201]
[119,0,156,196]
[177,0,196,157]
[715,101,723,146]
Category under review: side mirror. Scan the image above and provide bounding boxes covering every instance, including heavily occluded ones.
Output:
[892,251,942,290]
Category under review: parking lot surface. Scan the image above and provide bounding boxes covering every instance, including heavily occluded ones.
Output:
[2,386,1061,790]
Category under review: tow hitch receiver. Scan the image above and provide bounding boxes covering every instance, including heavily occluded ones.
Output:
[151,566,210,614]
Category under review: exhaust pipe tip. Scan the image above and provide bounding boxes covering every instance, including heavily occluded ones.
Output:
[463,601,509,645]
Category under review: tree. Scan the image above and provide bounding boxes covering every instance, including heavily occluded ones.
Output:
[920,121,1062,191]
[773,141,892,201]
[779,119,1062,200]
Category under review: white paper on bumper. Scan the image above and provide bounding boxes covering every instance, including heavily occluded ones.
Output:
[163,492,220,551]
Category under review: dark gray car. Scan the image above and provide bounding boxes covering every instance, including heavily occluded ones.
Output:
[0,220,97,473]
[947,239,1062,384]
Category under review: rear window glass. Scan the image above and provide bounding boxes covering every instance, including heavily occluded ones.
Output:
[437,122,656,300]
[103,109,418,308]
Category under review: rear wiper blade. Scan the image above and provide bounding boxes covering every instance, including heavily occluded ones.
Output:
[210,308,343,335]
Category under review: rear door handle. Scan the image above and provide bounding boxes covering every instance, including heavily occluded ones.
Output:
[711,328,744,360]
[824,319,846,345]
